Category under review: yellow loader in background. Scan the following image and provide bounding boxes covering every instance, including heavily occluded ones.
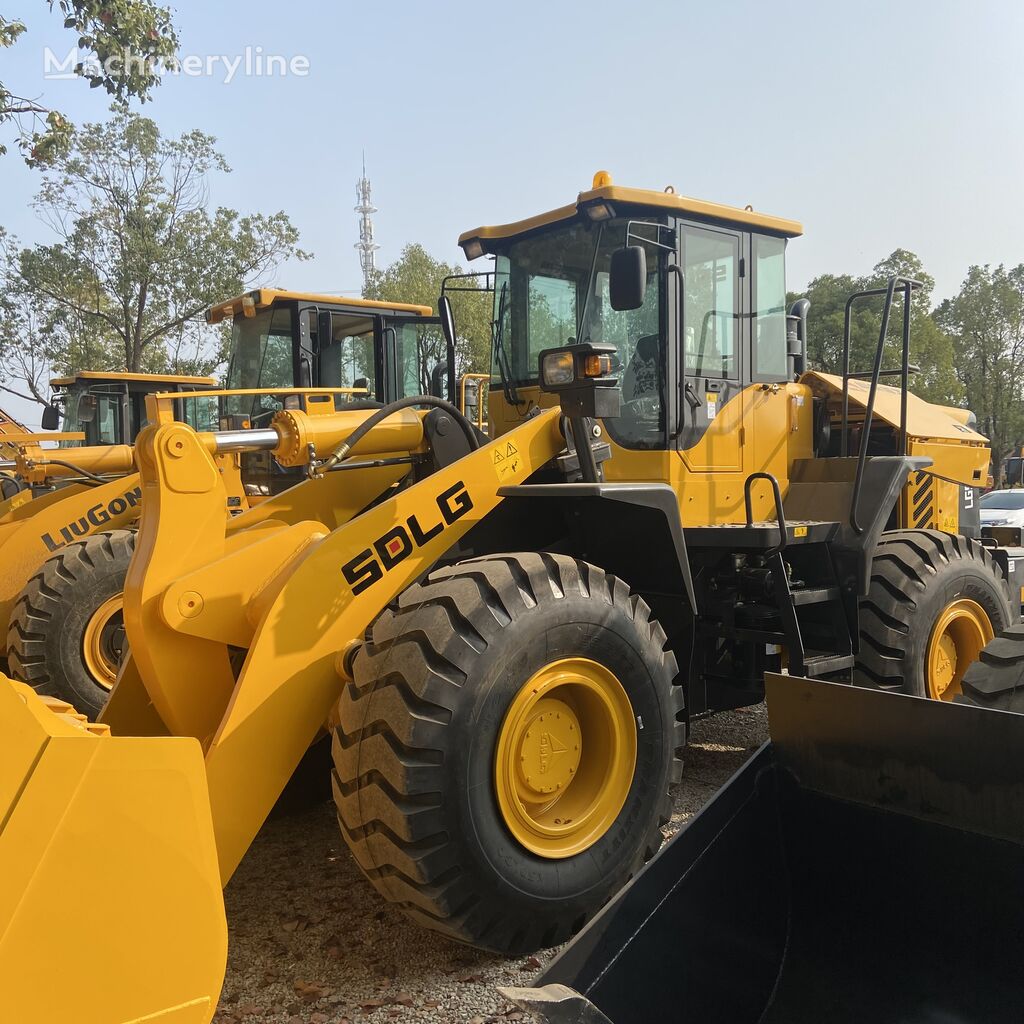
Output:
[0,371,233,716]
[5,177,1024,1024]
[2,290,455,717]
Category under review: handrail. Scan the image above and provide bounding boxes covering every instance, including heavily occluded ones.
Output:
[744,471,788,557]
[841,276,922,533]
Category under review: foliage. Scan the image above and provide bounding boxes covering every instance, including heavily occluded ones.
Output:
[935,265,1024,476]
[792,249,961,405]
[1,2,178,165]
[0,108,310,401]
[363,243,493,387]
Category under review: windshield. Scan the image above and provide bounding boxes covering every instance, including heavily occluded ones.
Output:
[982,491,1024,511]
[59,386,124,447]
[493,217,664,447]
[225,306,295,420]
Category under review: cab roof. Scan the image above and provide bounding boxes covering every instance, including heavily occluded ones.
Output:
[205,289,433,324]
[49,371,218,388]
[458,171,803,257]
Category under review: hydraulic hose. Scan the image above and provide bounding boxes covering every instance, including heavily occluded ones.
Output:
[33,459,109,485]
[320,396,481,474]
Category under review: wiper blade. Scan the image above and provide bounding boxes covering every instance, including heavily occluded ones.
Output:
[575,223,605,343]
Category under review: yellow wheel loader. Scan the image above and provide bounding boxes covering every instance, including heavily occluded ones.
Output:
[0,371,226,713]
[5,175,1024,1024]
[2,290,456,718]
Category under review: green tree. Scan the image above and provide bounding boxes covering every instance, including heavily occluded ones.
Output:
[935,264,1024,479]
[0,107,310,402]
[792,249,961,405]
[1,2,178,165]
[364,242,493,384]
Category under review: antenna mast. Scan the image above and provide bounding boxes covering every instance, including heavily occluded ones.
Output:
[354,154,380,295]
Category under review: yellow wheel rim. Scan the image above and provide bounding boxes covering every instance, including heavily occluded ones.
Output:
[494,657,637,859]
[81,594,125,691]
[926,598,993,701]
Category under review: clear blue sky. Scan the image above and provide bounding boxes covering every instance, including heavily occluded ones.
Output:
[3,0,1024,423]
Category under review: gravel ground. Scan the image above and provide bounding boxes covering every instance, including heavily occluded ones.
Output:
[215,705,768,1024]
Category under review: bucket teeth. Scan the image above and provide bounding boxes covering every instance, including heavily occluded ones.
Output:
[13,682,111,736]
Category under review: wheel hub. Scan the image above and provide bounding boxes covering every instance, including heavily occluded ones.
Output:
[81,594,126,691]
[495,657,637,859]
[514,698,582,798]
[927,598,993,701]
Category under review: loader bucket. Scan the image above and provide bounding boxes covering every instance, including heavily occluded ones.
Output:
[505,675,1024,1024]
[0,676,226,1024]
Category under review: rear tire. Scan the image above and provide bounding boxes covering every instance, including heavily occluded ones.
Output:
[8,530,135,720]
[332,552,684,955]
[961,625,1024,712]
[855,530,1014,700]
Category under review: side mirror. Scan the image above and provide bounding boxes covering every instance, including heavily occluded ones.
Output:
[439,294,456,350]
[609,246,647,311]
[316,310,333,352]
[40,404,61,431]
[438,295,457,402]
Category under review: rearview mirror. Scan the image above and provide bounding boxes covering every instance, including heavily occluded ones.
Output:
[438,295,457,402]
[609,246,647,311]
[40,404,61,431]
[439,294,456,351]
[316,310,333,352]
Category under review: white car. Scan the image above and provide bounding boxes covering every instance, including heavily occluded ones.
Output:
[981,489,1024,529]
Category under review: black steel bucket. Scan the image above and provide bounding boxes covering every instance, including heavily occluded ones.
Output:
[504,675,1024,1024]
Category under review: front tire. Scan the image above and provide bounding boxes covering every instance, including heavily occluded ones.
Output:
[8,530,135,720]
[855,530,1014,700]
[332,552,683,955]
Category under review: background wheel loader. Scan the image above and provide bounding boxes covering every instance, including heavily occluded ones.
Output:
[4,175,1024,1024]
[2,290,455,718]
[0,370,227,712]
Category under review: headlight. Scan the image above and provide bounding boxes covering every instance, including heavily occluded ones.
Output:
[541,351,575,387]
[461,238,484,261]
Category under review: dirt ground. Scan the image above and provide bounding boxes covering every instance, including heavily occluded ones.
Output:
[215,705,767,1024]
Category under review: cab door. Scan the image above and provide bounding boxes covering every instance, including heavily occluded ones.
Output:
[378,316,450,403]
[675,223,745,473]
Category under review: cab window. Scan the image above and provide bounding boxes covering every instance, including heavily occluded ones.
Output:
[493,217,665,449]
[392,322,431,398]
[225,306,295,419]
[318,314,377,404]
[180,394,219,433]
[752,235,788,379]
[91,394,120,444]
[682,227,738,378]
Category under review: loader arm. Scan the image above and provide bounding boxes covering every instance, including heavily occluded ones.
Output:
[113,404,564,880]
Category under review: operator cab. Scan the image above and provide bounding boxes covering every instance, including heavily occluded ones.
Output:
[209,290,458,496]
[43,372,219,447]
[210,289,454,428]
[458,171,804,457]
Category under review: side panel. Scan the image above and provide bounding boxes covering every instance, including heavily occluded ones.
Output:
[604,383,813,527]
[0,475,144,643]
